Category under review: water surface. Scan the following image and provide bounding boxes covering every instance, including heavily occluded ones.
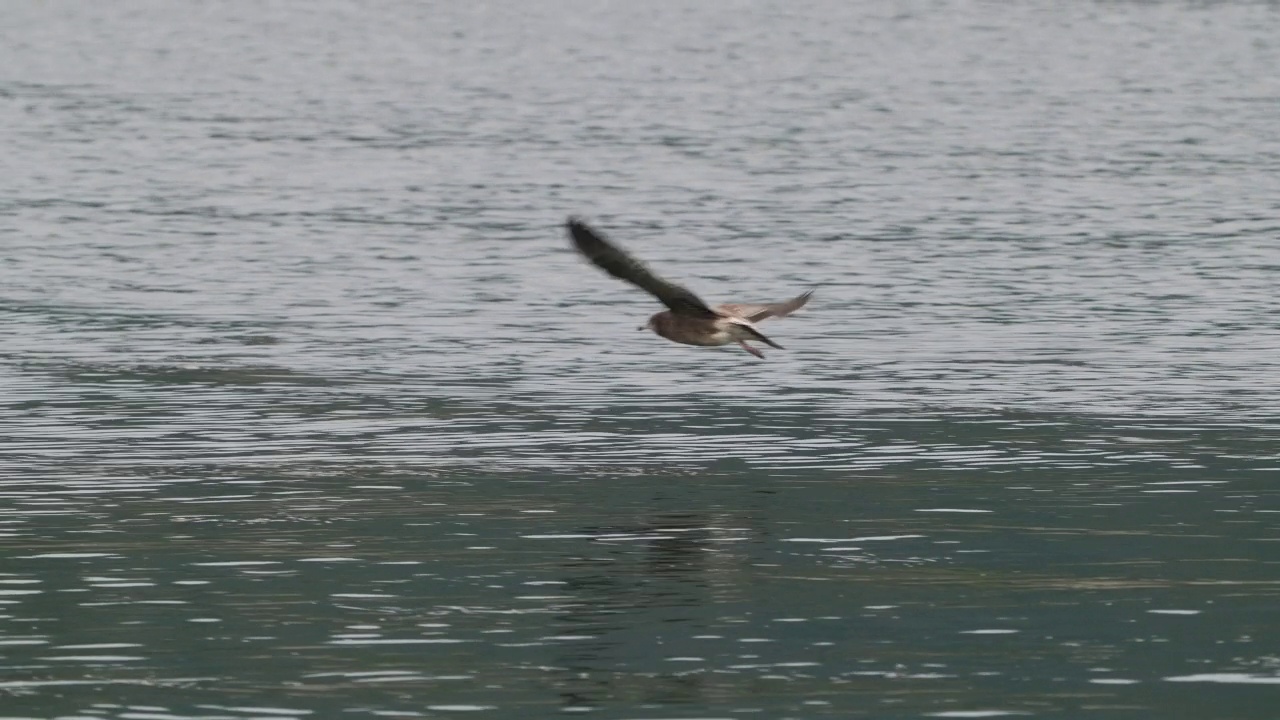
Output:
[2,1,1279,718]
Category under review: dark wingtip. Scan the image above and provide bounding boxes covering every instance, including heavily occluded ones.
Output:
[792,288,815,309]
[566,216,598,251]
[566,216,599,240]
[567,216,600,236]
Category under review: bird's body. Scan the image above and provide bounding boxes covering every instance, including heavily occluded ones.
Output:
[648,310,767,347]
[567,217,811,359]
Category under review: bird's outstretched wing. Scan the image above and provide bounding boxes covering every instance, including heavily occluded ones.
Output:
[567,217,716,318]
[717,290,813,323]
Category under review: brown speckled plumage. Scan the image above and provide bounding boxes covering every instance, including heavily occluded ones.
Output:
[567,217,812,359]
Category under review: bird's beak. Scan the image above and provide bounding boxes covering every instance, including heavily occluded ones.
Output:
[637,325,646,331]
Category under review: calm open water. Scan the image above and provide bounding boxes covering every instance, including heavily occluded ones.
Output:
[2,1,1280,718]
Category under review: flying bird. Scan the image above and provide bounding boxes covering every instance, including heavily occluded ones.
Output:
[567,217,812,359]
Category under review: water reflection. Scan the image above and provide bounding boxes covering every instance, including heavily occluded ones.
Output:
[0,419,1278,717]
[533,511,734,710]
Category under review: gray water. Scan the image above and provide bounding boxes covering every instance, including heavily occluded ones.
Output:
[3,1,1280,718]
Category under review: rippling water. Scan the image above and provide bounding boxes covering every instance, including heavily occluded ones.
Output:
[3,1,1280,718]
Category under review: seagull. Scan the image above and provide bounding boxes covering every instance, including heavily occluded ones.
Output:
[567,217,812,359]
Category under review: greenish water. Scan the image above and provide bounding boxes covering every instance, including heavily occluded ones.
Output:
[3,1,1280,718]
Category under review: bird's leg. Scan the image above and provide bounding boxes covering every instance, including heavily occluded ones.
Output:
[738,341,765,359]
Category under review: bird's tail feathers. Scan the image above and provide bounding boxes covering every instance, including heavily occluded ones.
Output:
[729,318,784,350]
